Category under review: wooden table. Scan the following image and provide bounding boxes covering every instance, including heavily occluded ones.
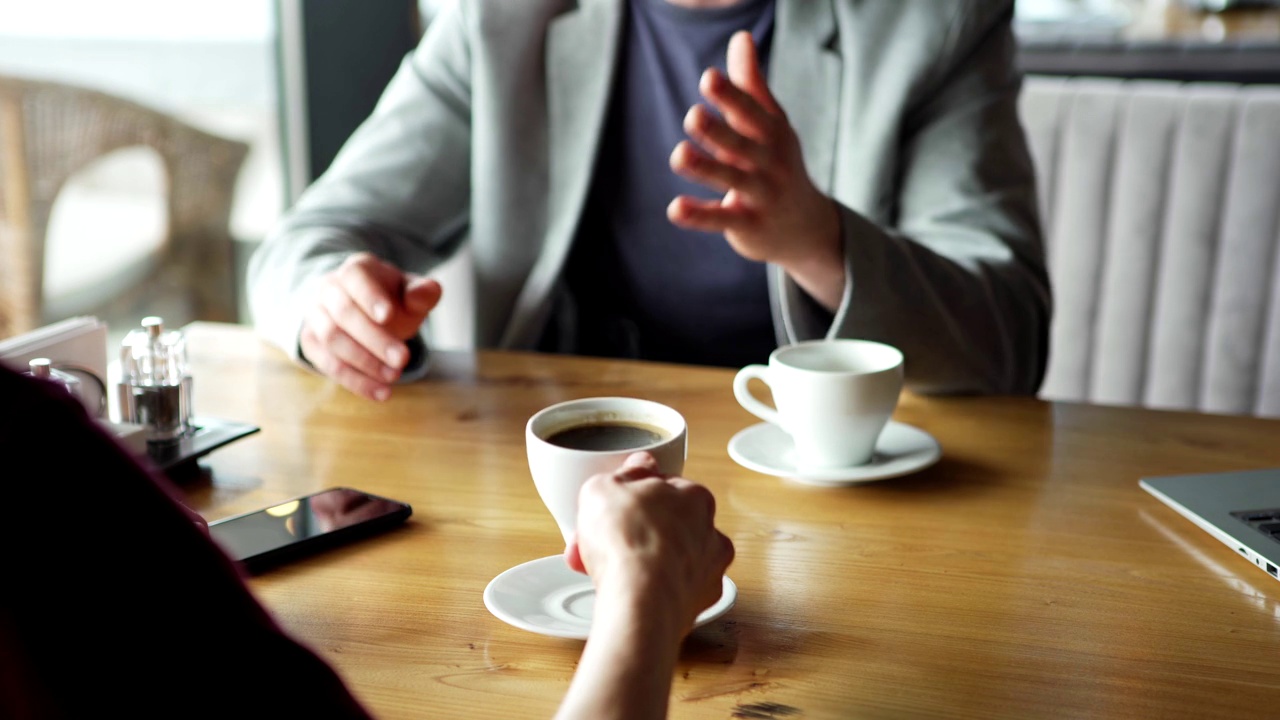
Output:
[180,322,1280,719]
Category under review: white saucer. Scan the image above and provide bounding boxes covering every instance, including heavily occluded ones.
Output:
[727,420,941,487]
[484,555,737,640]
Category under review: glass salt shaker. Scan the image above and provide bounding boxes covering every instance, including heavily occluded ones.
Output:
[118,316,194,444]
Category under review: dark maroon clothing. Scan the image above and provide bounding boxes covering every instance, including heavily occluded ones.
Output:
[0,365,374,719]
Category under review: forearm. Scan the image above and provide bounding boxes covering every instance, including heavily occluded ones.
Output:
[769,1,1051,395]
[248,5,473,361]
[783,203,1050,396]
[554,584,685,720]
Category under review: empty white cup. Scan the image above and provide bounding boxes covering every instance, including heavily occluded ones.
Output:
[734,339,904,470]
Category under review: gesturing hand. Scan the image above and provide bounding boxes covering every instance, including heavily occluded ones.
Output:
[300,252,442,402]
[566,452,735,640]
[668,31,843,306]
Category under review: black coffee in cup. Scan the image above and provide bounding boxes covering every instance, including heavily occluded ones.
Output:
[545,421,668,451]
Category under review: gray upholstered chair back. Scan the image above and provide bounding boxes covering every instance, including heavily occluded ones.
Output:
[1019,75,1280,417]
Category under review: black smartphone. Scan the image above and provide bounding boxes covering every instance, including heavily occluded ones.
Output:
[207,487,413,574]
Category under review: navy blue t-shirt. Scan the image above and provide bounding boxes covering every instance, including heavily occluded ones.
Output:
[553,0,778,368]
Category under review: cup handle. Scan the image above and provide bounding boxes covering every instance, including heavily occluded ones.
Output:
[734,364,780,426]
[53,362,109,419]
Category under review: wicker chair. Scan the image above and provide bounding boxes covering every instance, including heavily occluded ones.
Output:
[0,74,249,338]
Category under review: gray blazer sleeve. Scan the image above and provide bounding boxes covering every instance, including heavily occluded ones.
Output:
[245,5,474,366]
[783,2,1051,396]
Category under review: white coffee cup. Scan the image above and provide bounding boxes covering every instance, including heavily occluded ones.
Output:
[734,339,904,470]
[526,397,687,543]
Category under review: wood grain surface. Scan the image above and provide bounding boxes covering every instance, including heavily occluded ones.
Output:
[179,322,1280,719]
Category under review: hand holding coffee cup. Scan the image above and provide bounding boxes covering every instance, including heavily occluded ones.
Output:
[734,339,904,470]
[526,397,688,544]
[566,452,735,636]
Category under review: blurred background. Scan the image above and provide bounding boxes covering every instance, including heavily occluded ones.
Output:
[0,0,1277,349]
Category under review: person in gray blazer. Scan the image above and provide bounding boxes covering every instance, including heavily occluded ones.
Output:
[247,0,1051,403]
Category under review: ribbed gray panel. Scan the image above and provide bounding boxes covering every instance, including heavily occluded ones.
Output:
[1023,76,1280,418]
[1259,206,1280,416]
[1091,84,1182,408]
[1144,88,1237,412]
[1037,81,1123,403]
[1017,77,1067,240]
[1202,92,1280,415]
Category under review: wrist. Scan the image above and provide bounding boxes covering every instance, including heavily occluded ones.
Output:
[554,572,685,720]
[592,569,690,648]
[778,197,840,268]
[777,199,845,311]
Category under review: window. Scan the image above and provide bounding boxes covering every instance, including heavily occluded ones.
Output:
[0,0,284,337]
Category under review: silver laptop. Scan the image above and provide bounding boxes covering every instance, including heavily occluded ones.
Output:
[1140,467,1280,584]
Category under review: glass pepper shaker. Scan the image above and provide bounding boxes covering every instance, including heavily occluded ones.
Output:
[118,316,194,444]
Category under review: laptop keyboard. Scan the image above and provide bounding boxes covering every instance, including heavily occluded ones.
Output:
[1232,509,1280,547]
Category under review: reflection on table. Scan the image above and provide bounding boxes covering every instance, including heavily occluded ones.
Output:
[182,322,1280,720]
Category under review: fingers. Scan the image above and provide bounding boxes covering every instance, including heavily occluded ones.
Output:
[675,78,784,209]
[405,275,442,299]
[671,34,792,233]
[726,30,780,114]
[336,256,437,341]
[608,454,719,526]
[718,530,735,569]
[682,104,763,170]
[564,534,586,574]
[620,451,660,474]
[669,469,714,500]
[667,195,757,237]
[336,254,408,326]
[404,276,443,316]
[666,476,718,526]
[699,67,775,143]
[321,279,410,370]
[299,253,438,401]
[670,139,752,195]
[699,530,736,609]
[300,306,394,401]
[574,461,733,631]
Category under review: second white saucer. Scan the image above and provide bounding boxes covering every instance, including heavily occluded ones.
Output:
[484,555,737,640]
[727,420,941,487]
